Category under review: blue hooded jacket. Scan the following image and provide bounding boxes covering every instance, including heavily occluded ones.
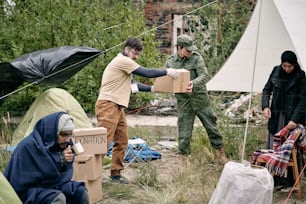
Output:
[4,112,86,204]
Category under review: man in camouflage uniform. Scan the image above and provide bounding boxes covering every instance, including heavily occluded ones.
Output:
[164,34,227,164]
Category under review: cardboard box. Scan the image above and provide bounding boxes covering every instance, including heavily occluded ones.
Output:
[153,69,190,93]
[74,177,103,204]
[72,154,102,181]
[85,177,103,204]
[73,127,107,155]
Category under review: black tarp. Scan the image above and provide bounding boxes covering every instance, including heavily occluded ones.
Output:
[0,46,101,101]
[0,62,24,98]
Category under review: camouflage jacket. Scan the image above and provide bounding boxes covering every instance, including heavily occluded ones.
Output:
[164,51,211,111]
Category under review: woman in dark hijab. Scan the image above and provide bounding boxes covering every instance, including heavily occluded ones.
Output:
[261,50,306,190]
[262,50,306,148]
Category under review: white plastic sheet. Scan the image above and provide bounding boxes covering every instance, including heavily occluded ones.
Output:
[209,161,274,204]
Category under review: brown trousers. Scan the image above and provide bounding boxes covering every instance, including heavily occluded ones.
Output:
[95,100,128,176]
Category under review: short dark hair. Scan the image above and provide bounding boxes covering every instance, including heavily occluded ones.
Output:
[124,37,143,51]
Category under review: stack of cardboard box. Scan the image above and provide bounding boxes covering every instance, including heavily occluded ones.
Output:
[72,127,107,204]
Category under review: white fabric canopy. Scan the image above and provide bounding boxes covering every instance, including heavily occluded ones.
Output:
[206,0,306,92]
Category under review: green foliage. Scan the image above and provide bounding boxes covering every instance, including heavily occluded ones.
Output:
[0,151,11,173]
[0,112,14,173]
[189,121,266,162]
[0,0,163,115]
[128,92,153,111]
[0,84,46,116]
[187,0,253,78]
[208,94,266,161]
[0,112,14,144]
[0,0,253,115]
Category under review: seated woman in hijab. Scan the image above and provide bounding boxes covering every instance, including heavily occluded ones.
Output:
[4,112,89,204]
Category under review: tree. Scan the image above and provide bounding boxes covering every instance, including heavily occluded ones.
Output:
[0,0,164,115]
[0,0,254,115]
[183,0,253,78]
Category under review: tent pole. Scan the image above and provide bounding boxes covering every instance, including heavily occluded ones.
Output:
[241,0,263,162]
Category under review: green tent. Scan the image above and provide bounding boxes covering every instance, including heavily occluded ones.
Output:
[12,88,93,145]
[0,172,22,204]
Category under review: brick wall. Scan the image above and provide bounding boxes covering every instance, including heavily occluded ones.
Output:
[144,1,200,54]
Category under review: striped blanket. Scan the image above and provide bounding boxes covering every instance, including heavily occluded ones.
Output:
[252,124,306,177]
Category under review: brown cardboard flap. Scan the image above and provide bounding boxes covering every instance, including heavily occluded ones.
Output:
[74,155,92,162]
[73,127,107,136]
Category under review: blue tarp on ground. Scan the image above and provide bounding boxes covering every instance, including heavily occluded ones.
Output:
[107,138,162,162]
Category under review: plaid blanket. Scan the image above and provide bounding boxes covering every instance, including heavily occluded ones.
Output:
[252,124,306,177]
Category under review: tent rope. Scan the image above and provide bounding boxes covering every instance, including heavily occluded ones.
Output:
[0,81,38,100]
[0,0,218,101]
[241,0,262,161]
[0,51,105,100]
[38,51,105,81]
[135,0,218,39]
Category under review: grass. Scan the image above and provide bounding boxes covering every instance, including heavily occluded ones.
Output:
[101,108,306,203]
[0,112,272,203]
[100,118,269,204]
[0,112,14,145]
[0,112,14,173]
[1,97,305,203]
[0,151,12,173]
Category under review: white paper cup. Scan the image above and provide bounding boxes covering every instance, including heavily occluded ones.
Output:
[72,142,84,155]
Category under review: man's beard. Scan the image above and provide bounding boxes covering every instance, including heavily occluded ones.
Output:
[58,142,69,149]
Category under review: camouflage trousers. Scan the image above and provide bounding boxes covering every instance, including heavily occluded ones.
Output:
[177,107,224,155]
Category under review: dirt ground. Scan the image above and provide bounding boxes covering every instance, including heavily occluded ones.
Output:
[99,147,188,204]
[99,145,306,204]
[89,114,306,203]
[101,145,186,184]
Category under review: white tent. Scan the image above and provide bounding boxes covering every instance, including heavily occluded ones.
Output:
[206,0,306,92]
